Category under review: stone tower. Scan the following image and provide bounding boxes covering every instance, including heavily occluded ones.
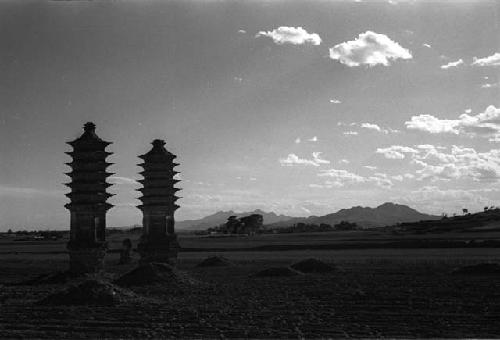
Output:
[137,139,180,264]
[65,122,113,274]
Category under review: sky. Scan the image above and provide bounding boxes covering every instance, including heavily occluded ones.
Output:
[0,0,499,230]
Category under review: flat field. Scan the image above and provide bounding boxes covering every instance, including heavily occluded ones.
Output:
[1,241,500,338]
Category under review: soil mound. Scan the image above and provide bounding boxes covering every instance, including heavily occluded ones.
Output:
[38,279,135,306]
[252,266,302,278]
[114,262,198,287]
[452,262,500,275]
[196,256,235,267]
[290,258,336,274]
[16,271,80,286]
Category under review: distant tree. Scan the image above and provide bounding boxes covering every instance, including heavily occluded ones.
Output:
[484,206,489,212]
[7,229,12,234]
[462,208,468,215]
[334,221,358,231]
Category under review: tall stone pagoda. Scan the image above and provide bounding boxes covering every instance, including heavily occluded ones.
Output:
[137,139,180,264]
[65,122,113,274]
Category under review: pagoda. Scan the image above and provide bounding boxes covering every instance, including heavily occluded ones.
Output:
[65,122,114,274]
[137,139,180,264]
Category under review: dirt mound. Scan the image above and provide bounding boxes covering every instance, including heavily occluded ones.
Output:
[38,279,135,306]
[452,262,500,275]
[196,256,235,267]
[252,266,302,278]
[114,262,198,287]
[16,271,80,286]
[290,258,336,274]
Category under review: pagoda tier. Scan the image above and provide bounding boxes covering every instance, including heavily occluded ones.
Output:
[65,172,114,183]
[65,122,113,274]
[137,187,181,195]
[65,151,113,161]
[65,161,113,171]
[137,178,180,186]
[137,139,181,264]
[65,182,113,191]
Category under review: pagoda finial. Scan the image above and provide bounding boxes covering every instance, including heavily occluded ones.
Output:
[152,139,166,148]
[84,122,96,133]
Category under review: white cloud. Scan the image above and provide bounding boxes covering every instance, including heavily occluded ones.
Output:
[376,145,418,159]
[481,82,499,89]
[318,168,366,187]
[405,105,500,140]
[295,137,301,144]
[329,31,412,67]
[465,108,472,114]
[440,59,463,69]
[423,43,432,48]
[472,52,500,67]
[256,26,321,46]
[317,169,394,188]
[343,131,358,135]
[361,122,391,134]
[376,144,500,183]
[108,176,139,185]
[238,29,246,34]
[364,165,377,170]
[308,136,318,142]
[405,114,460,134]
[339,159,350,164]
[279,152,330,167]
[413,146,500,182]
[329,99,342,104]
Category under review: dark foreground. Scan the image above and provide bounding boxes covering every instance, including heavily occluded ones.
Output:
[1,249,500,339]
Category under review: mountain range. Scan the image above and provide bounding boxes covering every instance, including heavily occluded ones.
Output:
[176,209,293,230]
[177,203,439,230]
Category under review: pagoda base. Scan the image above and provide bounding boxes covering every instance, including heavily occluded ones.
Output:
[137,235,179,265]
[67,242,107,275]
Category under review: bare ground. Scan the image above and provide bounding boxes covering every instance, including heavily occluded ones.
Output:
[1,250,500,338]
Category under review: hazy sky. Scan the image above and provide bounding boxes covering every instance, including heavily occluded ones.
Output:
[0,0,499,230]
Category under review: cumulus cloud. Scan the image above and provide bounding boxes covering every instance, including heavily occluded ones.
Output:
[481,82,499,89]
[440,59,463,69]
[376,145,418,159]
[318,168,366,187]
[364,165,378,170]
[340,121,399,134]
[405,105,500,140]
[329,99,342,104]
[472,52,500,67]
[412,146,500,182]
[238,29,246,34]
[343,131,358,135]
[361,122,392,134]
[279,152,330,167]
[295,137,301,144]
[256,26,321,46]
[423,43,432,48]
[375,144,500,183]
[329,31,412,67]
[108,176,139,185]
[317,169,394,188]
[308,136,318,142]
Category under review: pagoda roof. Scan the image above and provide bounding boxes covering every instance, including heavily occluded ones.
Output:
[137,203,180,210]
[137,178,180,184]
[67,122,112,147]
[138,139,177,159]
[65,171,115,177]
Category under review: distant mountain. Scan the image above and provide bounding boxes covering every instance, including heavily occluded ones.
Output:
[176,209,294,230]
[267,202,439,229]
